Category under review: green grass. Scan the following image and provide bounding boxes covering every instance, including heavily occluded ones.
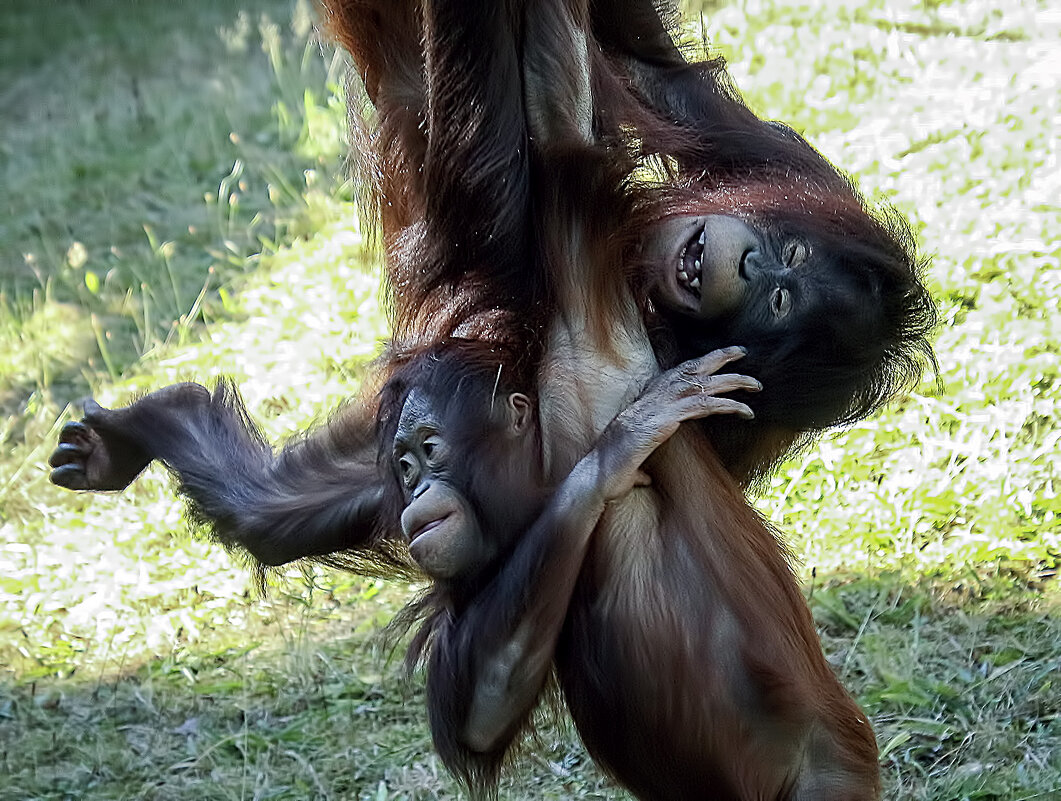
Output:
[1,0,1058,799]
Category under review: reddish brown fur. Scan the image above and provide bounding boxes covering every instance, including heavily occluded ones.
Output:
[586,0,936,484]
[533,123,881,799]
[49,4,898,796]
[323,0,935,485]
[315,0,923,797]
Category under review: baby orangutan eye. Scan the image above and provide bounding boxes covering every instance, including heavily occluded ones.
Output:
[399,454,418,487]
[770,287,792,319]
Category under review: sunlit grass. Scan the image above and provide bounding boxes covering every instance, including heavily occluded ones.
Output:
[0,0,1058,798]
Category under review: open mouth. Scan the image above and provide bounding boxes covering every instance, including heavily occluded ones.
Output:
[676,224,706,299]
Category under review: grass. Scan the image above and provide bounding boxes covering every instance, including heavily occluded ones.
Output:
[0,0,1058,798]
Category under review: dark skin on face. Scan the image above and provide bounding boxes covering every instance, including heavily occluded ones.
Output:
[644,214,813,323]
[393,388,538,581]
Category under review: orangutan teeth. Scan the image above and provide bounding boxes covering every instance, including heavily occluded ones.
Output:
[677,226,708,296]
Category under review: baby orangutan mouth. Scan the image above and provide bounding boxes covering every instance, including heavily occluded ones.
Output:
[410,515,449,542]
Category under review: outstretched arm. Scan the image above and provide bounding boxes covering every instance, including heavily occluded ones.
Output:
[431,348,758,783]
[48,382,391,567]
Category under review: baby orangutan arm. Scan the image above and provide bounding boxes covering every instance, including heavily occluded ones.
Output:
[48,382,387,567]
[448,347,757,762]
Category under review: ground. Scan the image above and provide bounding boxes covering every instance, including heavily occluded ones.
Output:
[1,0,1058,799]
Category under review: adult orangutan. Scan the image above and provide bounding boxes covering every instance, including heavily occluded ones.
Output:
[323,0,936,484]
[504,1,882,796]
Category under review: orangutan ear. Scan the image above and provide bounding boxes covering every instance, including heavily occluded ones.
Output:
[504,393,534,436]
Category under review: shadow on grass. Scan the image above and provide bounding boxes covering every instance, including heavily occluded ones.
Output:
[2,573,1058,801]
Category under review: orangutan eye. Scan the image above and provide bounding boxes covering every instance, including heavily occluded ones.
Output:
[423,437,445,462]
[398,454,418,487]
[783,240,808,267]
[770,287,792,319]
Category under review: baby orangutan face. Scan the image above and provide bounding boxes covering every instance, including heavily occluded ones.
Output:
[392,388,538,581]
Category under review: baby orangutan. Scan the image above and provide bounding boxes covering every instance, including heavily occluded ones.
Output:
[49,338,759,794]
